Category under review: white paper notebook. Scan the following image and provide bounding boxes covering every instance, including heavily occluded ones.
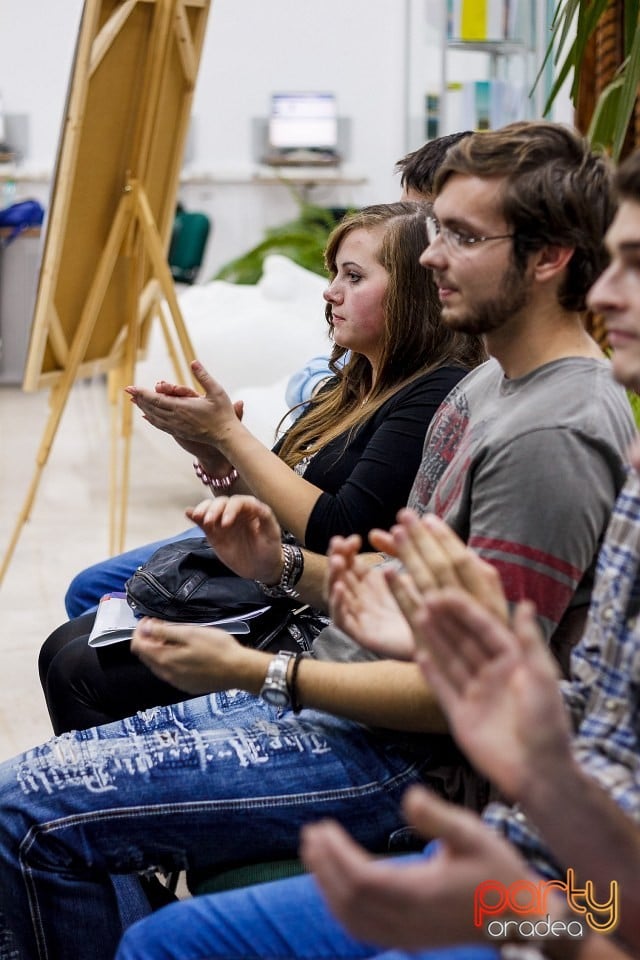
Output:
[87,594,269,648]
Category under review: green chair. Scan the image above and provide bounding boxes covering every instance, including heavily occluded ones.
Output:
[187,858,306,897]
[168,204,210,285]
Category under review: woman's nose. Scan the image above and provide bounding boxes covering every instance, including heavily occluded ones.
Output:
[324,281,342,303]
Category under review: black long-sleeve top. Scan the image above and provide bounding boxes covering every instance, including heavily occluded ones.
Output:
[274,364,469,552]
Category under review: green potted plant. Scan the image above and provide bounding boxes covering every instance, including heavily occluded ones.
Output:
[537,0,639,159]
[213,191,348,285]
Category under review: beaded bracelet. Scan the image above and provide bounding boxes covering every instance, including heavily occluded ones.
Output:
[193,460,239,495]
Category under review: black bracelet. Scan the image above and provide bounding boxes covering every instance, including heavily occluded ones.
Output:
[288,653,304,714]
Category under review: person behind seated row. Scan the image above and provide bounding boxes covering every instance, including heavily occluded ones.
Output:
[63,130,474,621]
[39,202,483,735]
[181,120,633,662]
[0,121,631,960]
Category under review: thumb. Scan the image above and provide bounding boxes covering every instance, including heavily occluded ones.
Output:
[402,785,488,857]
[233,399,245,421]
[191,360,217,396]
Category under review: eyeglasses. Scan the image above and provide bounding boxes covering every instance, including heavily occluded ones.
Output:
[426,213,515,252]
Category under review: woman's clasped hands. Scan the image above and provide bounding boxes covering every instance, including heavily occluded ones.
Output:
[125,359,244,468]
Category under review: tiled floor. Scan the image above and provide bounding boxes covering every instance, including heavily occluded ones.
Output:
[0,377,198,760]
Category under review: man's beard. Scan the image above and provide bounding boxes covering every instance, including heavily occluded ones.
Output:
[442,261,529,336]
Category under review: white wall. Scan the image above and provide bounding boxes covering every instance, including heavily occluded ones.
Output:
[0,0,406,188]
[183,0,407,277]
[0,0,408,278]
[0,0,85,170]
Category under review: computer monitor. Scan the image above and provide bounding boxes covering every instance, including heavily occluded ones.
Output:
[267,92,338,156]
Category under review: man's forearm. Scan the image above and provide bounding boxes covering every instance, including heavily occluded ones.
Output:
[293,656,449,733]
[294,549,331,610]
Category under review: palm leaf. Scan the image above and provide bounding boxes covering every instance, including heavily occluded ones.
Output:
[532,0,575,92]
[214,231,329,285]
[539,0,640,158]
[570,0,610,99]
[623,0,640,56]
[612,30,640,159]
[541,37,577,114]
[587,76,622,149]
[537,0,610,108]
[212,188,351,285]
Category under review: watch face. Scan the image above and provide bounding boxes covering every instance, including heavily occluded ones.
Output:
[262,686,289,708]
[260,653,293,708]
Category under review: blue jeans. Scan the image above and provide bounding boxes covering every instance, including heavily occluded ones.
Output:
[116,847,499,960]
[64,527,199,618]
[0,692,438,959]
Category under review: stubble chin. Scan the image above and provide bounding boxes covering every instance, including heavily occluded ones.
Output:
[442,309,491,336]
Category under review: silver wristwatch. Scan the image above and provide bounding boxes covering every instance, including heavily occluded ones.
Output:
[259,651,295,708]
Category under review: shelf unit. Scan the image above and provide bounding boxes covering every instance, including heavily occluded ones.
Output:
[404,0,551,151]
[439,4,543,135]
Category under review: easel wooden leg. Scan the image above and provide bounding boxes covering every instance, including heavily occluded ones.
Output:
[135,183,197,380]
[156,299,191,385]
[107,369,122,555]
[107,366,137,557]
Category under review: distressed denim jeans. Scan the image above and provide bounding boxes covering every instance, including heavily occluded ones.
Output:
[116,845,500,960]
[0,690,436,959]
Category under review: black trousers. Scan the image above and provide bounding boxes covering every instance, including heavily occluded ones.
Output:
[39,613,190,734]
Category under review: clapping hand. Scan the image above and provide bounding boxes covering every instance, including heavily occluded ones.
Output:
[131,617,248,695]
[372,510,509,629]
[125,360,244,477]
[300,784,532,951]
[187,495,283,585]
[327,535,415,659]
[414,589,571,801]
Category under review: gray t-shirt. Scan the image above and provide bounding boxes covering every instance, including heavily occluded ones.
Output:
[406,356,634,641]
[313,356,634,661]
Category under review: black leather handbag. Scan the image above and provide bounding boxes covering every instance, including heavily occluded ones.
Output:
[125,536,328,654]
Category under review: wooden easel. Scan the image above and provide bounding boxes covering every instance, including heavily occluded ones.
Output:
[0,0,211,585]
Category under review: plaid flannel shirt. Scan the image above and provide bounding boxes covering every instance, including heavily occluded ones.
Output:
[482,467,640,878]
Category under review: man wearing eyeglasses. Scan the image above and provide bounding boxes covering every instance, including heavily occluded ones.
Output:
[386,121,634,670]
[135,122,634,682]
